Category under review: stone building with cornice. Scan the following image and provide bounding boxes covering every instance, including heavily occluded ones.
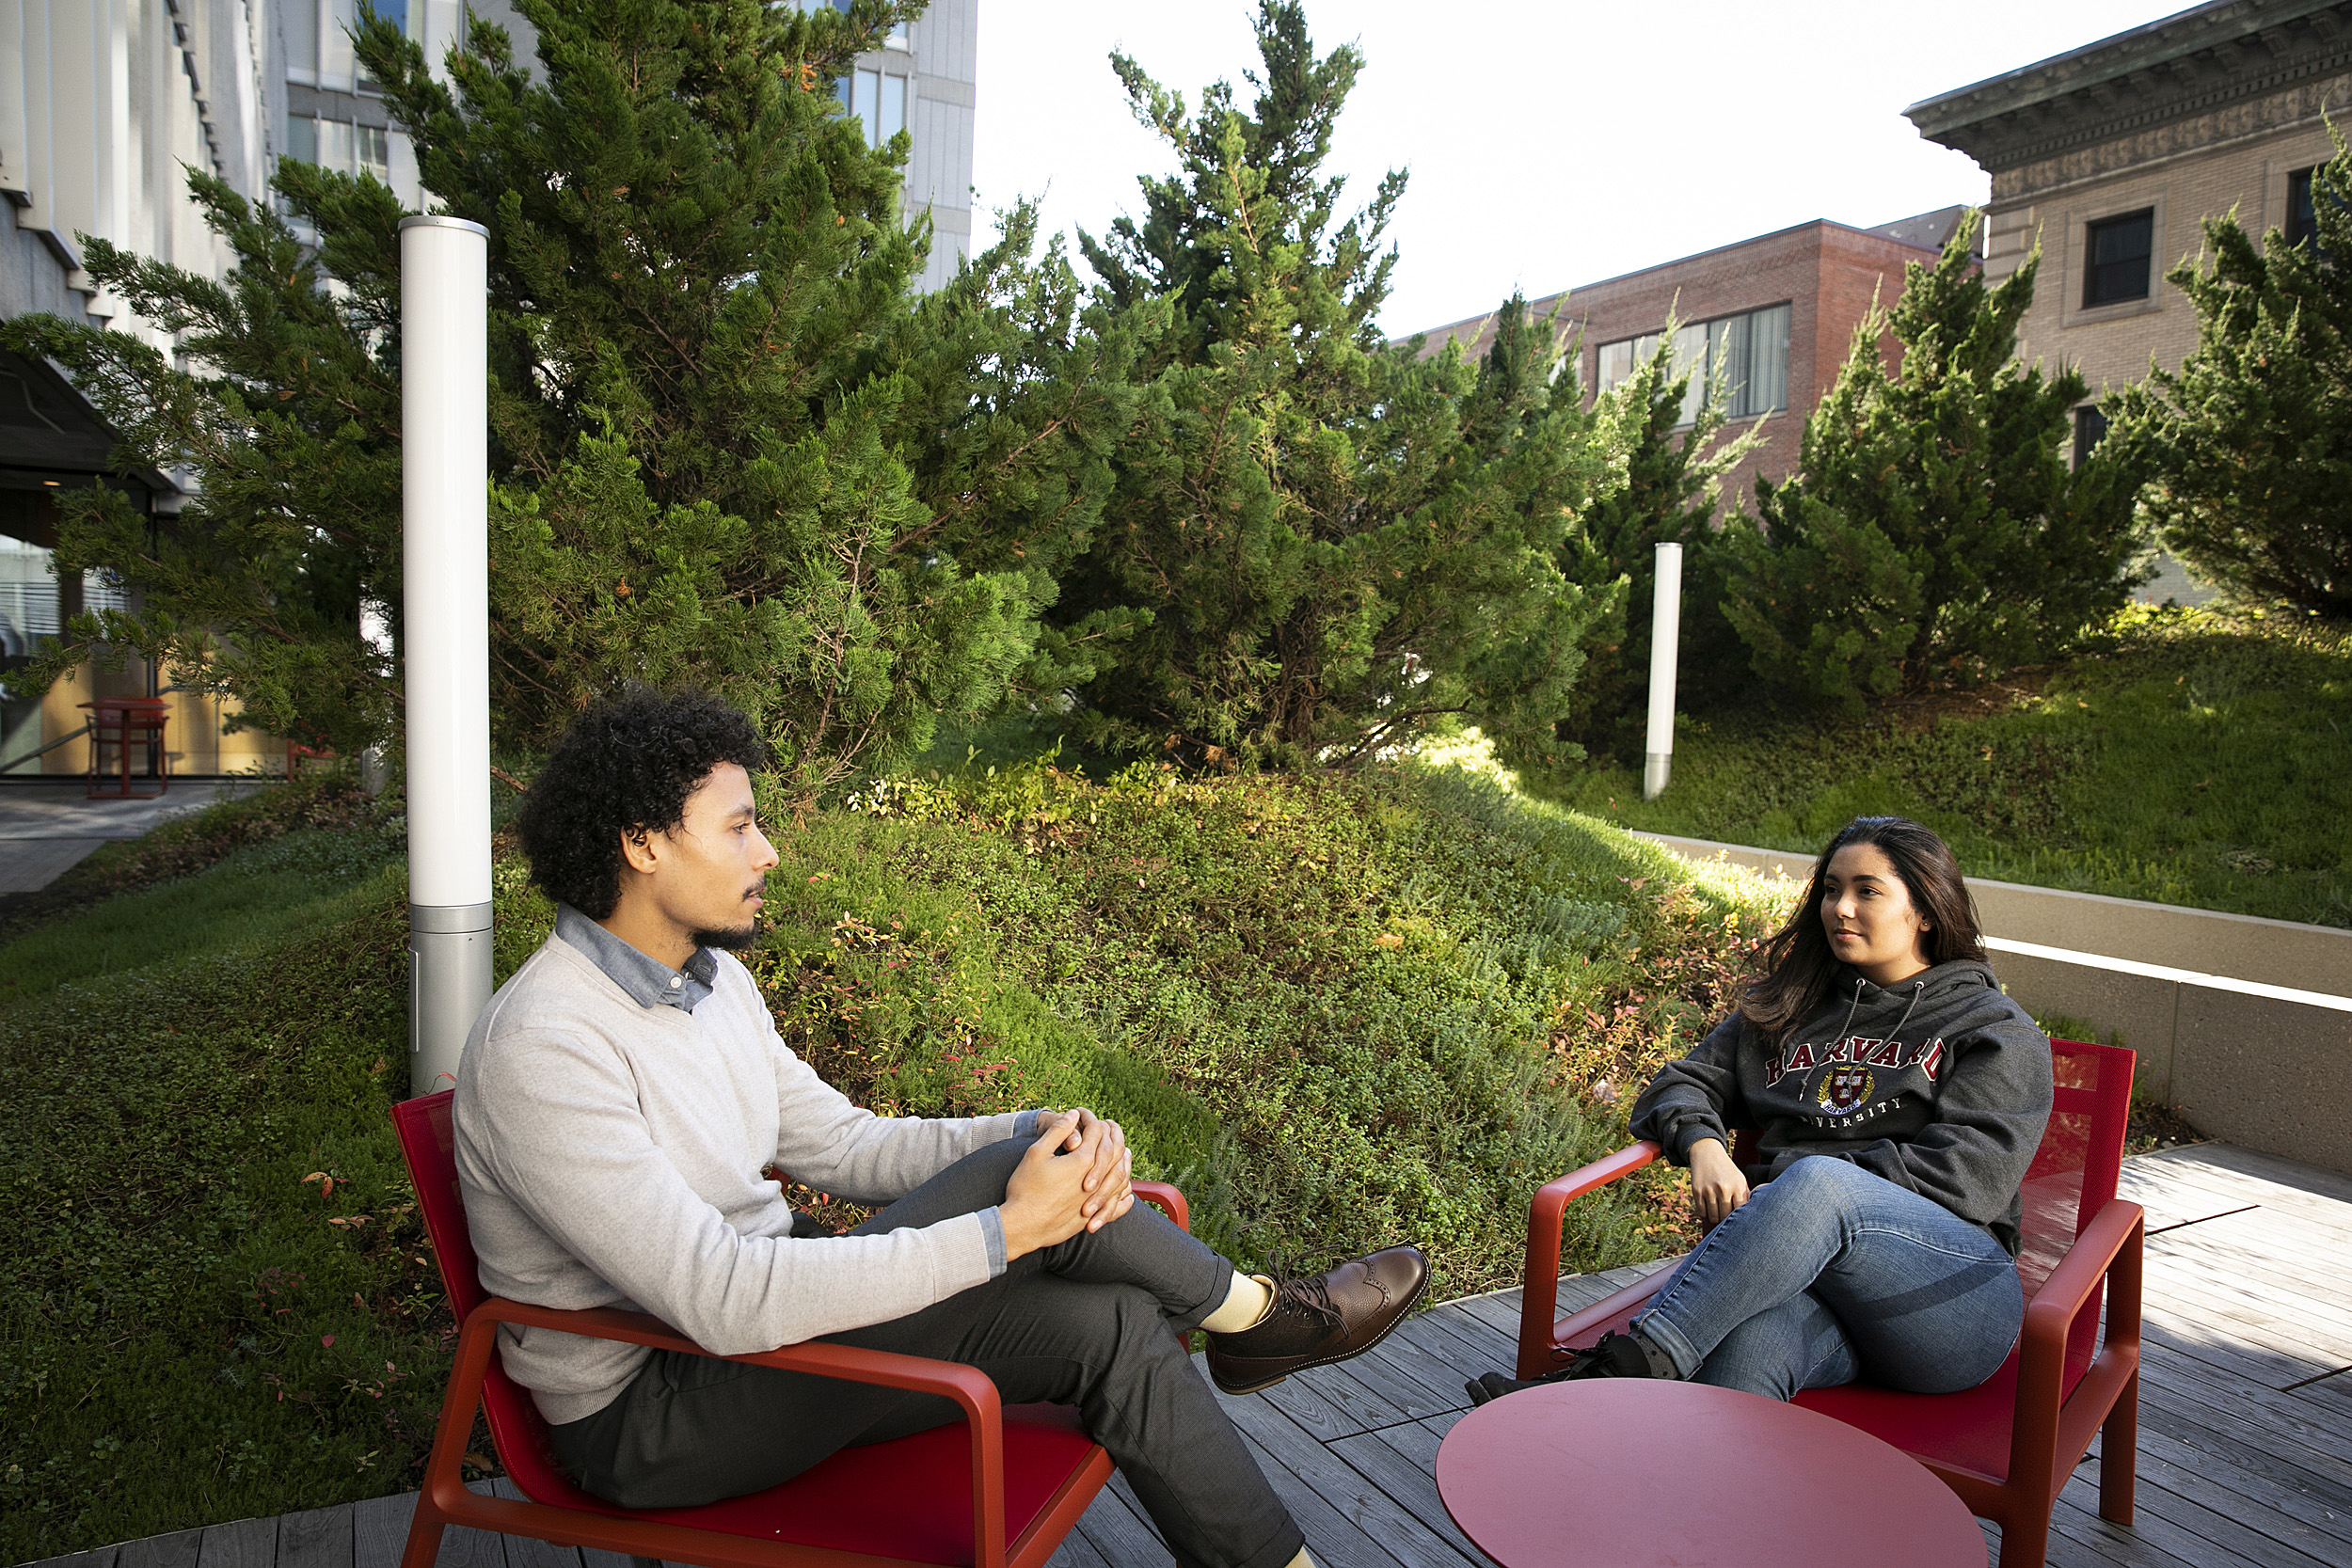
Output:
[1906,0,2352,463]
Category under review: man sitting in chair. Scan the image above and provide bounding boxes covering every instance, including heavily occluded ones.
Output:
[457,689,1428,1568]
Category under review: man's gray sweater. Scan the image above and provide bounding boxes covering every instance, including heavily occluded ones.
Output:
[453,917,1034,1425]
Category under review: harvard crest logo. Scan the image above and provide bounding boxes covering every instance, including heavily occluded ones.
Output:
[1815,1064,1875,1115]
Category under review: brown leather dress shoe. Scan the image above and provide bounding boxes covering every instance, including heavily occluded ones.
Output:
[1204,1245,1430,1395]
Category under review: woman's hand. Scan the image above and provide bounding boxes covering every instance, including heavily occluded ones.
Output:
[1687,1138,1751,1232]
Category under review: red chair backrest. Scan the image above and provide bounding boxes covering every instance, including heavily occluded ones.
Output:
[2015,1037,2133,1296]
[390,1089,580,1502]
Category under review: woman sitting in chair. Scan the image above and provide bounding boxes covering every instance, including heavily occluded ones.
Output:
[1471,815,2053,1405]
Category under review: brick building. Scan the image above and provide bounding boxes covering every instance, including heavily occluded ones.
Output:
[1406,207,1970,507]
[1906,0,2352,459]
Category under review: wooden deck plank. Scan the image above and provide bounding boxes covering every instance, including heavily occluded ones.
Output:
[2137,1347,2352,1470]
[1074,1478,1178,1568]
[2126,1399,2352,1557]
[116,1530,201,1568]
[28,1545,123,1568]
[1211,1393,1470,1568]
[1440,1290,1525,1341]
[483,1482,580,1568]
[1410,1301,1516,1368]
[1382,1311,1508,1387]
[2142,1309,2337,1397]
[2145,1215,2352,1327]
[1354,1325,1479,1413]
[1336,1335,1467,1420]
[2126,1445,2352,1568]
[2127,1151,2352,1235]
[1282,1357,1420,1432]
[1040,1521,1112,1568]
[195,1519,277,1568]
[1327,1418,1485,1562]
[2061,1449,2346,1568]
[2171,1145,2352,1209]
[2049,1485,2231,1568]
[2140,1264,2352,1373]
[2148,1208,2352,1308]
[272,1508,351,1568]
[1251,1364,1365,1442]
[2141,1292,2344,1385]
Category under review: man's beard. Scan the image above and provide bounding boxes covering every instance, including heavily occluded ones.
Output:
[691,921,760,951]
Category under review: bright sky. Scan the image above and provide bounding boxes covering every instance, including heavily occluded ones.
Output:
[972,0,2182,337]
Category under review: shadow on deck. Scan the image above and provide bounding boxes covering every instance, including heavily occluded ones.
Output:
[23,1143,2352,1568]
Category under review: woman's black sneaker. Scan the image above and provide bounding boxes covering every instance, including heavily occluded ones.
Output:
[1463,1331,1658,1405]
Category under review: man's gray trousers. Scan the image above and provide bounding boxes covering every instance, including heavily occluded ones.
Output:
[547,1138,1306,1568]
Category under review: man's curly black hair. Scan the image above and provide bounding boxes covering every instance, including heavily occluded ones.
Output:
[515,689,769,919]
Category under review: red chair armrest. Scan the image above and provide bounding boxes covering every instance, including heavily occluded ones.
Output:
[446,1298,1013,1564]
[2022,1198,2144,1355]
[2009,1198,2143,1501]
[1133,1180,1188,1231]
[469,1298,1002,1407]
[1520,1142,1660,1376]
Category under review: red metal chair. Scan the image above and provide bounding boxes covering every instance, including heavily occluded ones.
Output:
[1517,1038,2142,1568]
[390,1090,1192,1568]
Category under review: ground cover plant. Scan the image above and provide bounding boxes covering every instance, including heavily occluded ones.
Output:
[0,763,1773,1560]
[1528,603,2352,927]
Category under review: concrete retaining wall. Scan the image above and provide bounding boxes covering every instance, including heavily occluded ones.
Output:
[1635,832,2352,1175]
[1634,832,2352,997]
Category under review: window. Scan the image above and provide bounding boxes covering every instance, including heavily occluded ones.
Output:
[1595,302,1790,426]
[2082,209,2154,308]
[849,70,907,147]
[286,0,405,84]
[2288,165,2323,248]
[285,114,389,182]
[2073,405,2109,470]
[358,124,390,183]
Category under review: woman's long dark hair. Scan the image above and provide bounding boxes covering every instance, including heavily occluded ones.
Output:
[1739,816,1988,1045]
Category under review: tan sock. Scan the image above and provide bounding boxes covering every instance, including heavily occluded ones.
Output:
[1200,1272,1276,1334]
[1283,1549,1317,1568]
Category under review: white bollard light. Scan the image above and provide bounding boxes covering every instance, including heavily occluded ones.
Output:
[400,214,493,1099]
[1643,542,1683,801]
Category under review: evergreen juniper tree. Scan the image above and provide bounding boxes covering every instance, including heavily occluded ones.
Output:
[5,0,1140,795]
[1054,2,1624,770]
[2105,131,2352,619]
[1552,328,1759,756]
[1718,213,2142,713]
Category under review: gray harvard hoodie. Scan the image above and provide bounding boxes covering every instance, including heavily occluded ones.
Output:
[1629,959,2053,1255]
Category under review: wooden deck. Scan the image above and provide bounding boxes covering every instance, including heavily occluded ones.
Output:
[23,1142,2352,1568]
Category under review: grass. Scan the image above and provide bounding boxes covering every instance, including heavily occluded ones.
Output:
[1,761,1780,1562]
[1528,605,2352,927]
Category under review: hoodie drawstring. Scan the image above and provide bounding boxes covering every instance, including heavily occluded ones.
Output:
[1889,979,1927,1044]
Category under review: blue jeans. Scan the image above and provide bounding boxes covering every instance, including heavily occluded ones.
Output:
[1633,1155,2024,1402]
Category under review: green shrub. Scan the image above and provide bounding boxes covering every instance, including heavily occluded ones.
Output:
[1057,6,1622,770]
[2106,129,2352,619]
[1722,214,2144,712]
[1555,330,1759,757]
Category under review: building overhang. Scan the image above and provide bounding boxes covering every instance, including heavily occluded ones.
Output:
[1905,0,2352,174]
[0,350,172,499]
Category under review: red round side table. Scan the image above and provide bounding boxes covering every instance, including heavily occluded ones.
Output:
[1437,1379,1986,1567]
